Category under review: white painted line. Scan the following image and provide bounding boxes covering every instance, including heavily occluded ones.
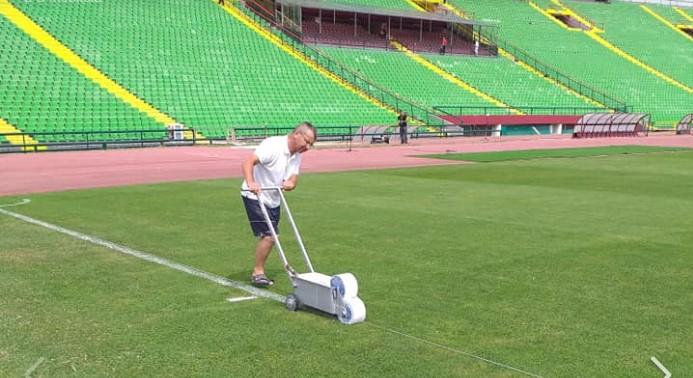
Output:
[226,295,257,303]
[0,198,31,208]
[651,356,671,378]
[24,357,45,378]
[368,323,544,378]
[0,207,284,303]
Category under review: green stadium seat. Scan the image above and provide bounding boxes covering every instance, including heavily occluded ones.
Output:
[10,0,394,138]
[453,0,692,126]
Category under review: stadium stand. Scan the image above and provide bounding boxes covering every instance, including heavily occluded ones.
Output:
[646,2,693,26]
[317,45,500,113]
[453,0,693,126]
[422,53,598,113]
[298,1,490,57]
[301,13,391,48]
[566,0,693,87]
[0,17,164,143]
[2,0,691,149]
[10,0,394,138]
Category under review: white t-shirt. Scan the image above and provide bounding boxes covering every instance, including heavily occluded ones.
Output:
[241,135,302,208]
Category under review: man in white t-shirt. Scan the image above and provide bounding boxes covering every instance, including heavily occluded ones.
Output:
[241,122,317,287]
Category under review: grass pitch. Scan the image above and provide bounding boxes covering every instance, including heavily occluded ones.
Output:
[1,147,692,377]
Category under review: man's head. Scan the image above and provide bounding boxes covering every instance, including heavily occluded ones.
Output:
[288,122,317,154]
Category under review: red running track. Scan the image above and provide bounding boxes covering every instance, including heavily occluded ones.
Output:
[1,134,692,196]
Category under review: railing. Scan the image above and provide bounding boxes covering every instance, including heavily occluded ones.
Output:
[229,125,459,142]
[300,35,393,50]
[236,0,447,126]
[0,129,197,153]
[619,0,693,7]
[434,105,606,115]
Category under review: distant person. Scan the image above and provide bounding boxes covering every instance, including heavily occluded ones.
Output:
[218,0,224,5]
[397,111,408,144]
[440,36,448,55]
[474,39,479,56]
[379,23,387,38]
[241,122,317,287]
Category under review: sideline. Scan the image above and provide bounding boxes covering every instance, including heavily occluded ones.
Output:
[0,202,284,303]
[24,357,45,378]
[368,323,544,377]
[0,198,31,208]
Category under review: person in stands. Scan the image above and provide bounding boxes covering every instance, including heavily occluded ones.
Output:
[440,35,448,55]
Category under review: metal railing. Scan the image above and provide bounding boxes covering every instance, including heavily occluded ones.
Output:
[229,124,455,142]
[434,105,606,116]
[0,129,197,153]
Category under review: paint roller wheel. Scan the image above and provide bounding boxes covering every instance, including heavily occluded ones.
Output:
[330,273,358,298]
[285,294,299,312]
[337,296,366,325]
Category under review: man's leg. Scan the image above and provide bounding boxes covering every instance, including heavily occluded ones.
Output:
[242,196,279,284]
[253,235,274,276]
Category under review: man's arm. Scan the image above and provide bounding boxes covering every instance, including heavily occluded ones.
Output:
[242,154,261,193]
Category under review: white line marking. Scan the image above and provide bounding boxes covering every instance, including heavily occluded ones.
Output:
[368,323,544,378]
[0,198,31,208]
[226,295,257,303]
[24,357,45,378]
[651,356,671,378]
[0,207,284,303]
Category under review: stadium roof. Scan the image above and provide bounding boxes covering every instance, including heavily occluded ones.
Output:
[276,0,497,27]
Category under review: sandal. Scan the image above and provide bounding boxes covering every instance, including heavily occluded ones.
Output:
[250,274,274,287]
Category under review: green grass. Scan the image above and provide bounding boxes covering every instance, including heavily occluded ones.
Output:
[2,149,693,376]
[424,145,689,162]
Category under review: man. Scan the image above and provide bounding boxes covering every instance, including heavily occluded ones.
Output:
[440,36,448,55]
[397,111,408,144]
[241,122,317,287]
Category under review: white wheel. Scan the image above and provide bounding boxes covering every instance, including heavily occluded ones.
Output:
[330,273,359,298]
[337,297,366,325]
[285,294,299,312]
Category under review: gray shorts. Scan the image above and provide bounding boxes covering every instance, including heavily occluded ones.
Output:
[242,195,280,237]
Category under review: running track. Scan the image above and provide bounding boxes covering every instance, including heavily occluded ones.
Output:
[2,134,692,196]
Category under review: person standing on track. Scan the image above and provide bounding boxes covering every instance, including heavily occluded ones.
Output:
[397,111,408,144]
[240,122,317,287]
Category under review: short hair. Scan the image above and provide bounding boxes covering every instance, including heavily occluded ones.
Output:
[293,122,317,139]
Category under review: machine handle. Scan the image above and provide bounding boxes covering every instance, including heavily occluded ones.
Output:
[240,186,315,274]
[241,186,282,192]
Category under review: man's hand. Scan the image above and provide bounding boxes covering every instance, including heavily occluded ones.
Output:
[247,182,261,194]
[282,180,296,191]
